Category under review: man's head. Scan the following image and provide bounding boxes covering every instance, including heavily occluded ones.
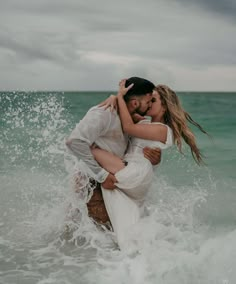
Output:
[124,77,155,116]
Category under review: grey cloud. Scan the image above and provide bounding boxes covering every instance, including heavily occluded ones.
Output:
[0,30,80,67]
[174,0,236,22]
[0,33,53,62]
[155,40,236,67]
[0,0,152,33]
[0,0,236,91]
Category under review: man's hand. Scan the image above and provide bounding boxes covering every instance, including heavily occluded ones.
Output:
[101,173,117,190]
[131,113,146,123]
[143,147,161,166]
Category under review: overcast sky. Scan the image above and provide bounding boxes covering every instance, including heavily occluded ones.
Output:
[0,0,236,91]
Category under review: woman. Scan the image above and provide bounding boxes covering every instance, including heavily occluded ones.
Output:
[92,79,208,249]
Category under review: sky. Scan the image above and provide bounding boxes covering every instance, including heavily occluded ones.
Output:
[0,0,236,91]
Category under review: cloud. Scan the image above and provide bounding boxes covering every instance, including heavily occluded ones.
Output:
[0,0,236,91]
[174,0,236,22]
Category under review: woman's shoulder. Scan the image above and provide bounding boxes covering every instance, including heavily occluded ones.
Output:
[137,118,151,125]
[151,122,173,146]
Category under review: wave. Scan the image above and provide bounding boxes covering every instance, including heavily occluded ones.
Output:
[0,92,235,283]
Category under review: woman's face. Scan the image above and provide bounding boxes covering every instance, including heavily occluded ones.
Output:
[146,90,165,118]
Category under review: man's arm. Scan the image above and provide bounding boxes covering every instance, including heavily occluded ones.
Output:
[66,138,109,182]
[66,107,114,185]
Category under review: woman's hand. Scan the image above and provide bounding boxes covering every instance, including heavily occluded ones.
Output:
[98,79,134,111]
[98,94,118,112]
[118,79,134,97]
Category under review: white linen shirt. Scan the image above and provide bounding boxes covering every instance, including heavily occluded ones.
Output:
[66,106,128,183]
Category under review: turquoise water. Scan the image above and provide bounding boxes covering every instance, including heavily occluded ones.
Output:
[0,91,236,284]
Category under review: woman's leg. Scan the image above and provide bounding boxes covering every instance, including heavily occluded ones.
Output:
[91,147,125,175]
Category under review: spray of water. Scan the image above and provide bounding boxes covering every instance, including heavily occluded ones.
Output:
[1,92,236,284]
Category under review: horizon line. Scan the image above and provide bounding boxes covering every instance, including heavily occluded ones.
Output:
[1,90,236,93]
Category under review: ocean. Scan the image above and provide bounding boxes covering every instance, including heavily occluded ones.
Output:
[0,91,236,284]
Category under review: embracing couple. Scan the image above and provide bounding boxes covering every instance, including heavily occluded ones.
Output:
[66,77,207,249]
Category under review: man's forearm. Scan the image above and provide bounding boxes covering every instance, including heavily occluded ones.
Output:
[66,138,109,183]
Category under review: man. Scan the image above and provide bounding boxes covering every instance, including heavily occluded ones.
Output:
[66,77,161,226]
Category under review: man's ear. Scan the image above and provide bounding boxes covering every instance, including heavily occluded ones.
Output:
[131,98,138,108]
[126,98,138,113]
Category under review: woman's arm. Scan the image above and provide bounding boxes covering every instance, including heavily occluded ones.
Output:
[91,147,125,175]
[117,80,167,143]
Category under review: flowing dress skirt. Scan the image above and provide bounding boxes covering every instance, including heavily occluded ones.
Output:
[101,155,154,249]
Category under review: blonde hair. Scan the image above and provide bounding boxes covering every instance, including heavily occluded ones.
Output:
[155,85,208,165]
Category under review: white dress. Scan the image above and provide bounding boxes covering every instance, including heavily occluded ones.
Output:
[101,121,173,249]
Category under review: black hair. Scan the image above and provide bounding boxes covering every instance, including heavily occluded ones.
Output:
[124,77,155,102]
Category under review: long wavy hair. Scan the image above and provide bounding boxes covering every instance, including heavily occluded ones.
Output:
[155,85,209,165]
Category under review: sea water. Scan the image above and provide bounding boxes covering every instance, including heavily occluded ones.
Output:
[0,91,236,284]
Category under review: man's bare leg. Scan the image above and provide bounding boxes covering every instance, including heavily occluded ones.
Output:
[86,181,111,225]
[73,173,111,227]
[87,148,127,227]
[73,148,125,228]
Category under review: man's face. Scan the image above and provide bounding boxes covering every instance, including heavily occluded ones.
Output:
[135,93,153,116]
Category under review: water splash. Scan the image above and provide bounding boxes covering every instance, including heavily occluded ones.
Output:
[0,92,69,173]
[1,92,236,284]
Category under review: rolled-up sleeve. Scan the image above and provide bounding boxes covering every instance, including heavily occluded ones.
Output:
[66,107,112,183]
